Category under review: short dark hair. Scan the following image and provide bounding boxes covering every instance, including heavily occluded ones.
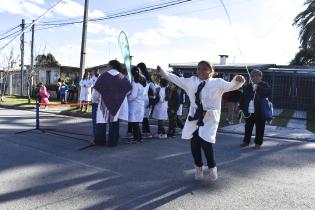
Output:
[197,60,215,77]
[160,78,168,87]
[131,66,146,87]
[137,62,150,81]
[109,60,122,72]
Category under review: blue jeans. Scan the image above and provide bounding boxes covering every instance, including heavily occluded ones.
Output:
[92,103,98,138]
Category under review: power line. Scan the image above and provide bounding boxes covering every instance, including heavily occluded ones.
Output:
[31,0,194,28]
[0,0,65,52]
[0,24,21,37]
[36,0,194,26]
[0,29,22,41]
[1,0,199,37]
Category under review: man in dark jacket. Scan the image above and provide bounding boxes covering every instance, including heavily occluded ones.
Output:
[239,69,271,149]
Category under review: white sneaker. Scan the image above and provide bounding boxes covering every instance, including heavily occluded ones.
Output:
[205,166,218,181]
[159,134,167,139]
[143,133,153,138]
[194,166,203,180]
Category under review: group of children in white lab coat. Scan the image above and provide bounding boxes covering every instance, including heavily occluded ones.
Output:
[85,59,246,182]
[124,63,185,143]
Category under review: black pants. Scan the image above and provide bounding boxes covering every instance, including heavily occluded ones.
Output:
[56,91,60,100]
[95,121,119,147]
[157,120,166,134]
[176,116,184,129]
[191,130,216,168]
[167,109,177,136]
[127,122,132,133]
[243,113,266,145]
[130,122,142,141]
[142,117,151,133]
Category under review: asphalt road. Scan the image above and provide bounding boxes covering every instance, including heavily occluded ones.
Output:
[0,108,314,210]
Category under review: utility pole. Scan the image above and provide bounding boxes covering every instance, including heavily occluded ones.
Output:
[29,20,35,103]
[79,0,89,96]
[31,20,35,73]
[20,19,25,96]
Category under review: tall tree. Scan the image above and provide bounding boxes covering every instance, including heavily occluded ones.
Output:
[291,0,315,65]
[290,47,315,65]
[35,53,60,67]
[293,0,315,49]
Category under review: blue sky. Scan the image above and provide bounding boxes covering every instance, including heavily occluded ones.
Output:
[0,0,306,69]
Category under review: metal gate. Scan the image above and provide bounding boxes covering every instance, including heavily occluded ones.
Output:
[264,71,315,110]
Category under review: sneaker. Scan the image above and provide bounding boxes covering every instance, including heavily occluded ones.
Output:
[153,133,161,138]
[122,133,133,139]
[130,139,138,144]
[205,166,218,182]
[240,142,249,148]
[167,133,176,138]
[254,144,261,149]
[194,166,203,180]
[159,134,168,139]
[143,133,153,139]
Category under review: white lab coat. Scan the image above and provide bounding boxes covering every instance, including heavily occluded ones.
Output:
[118,97,129,121]
[91,75,98,87]
[152,87,168,120]
[79,79,92,101]
[91,75,99,103]
[160,70,244,143]
[91,69,129,123]
[128,81,145,122]
[177,90,185,116]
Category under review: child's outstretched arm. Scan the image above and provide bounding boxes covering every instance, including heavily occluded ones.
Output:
[220,75,246,93]
[157,66,188,92]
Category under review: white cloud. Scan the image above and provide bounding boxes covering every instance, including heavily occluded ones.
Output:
[28,0,45,4]
[54,0,83,18]
[0,0,50,17]
[89,10,105,19]
[130,29,170,46]
[130,15,239,47]
[22,1,48,16]
[87,22,106,34]
[53,0,104,18]
[0,0,24,14]
[128,11,301,66]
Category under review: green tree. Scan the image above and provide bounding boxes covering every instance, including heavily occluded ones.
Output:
[290,48,315,65]
[293,0,315,48]
[35,53,60,67]
[291,0,315,65]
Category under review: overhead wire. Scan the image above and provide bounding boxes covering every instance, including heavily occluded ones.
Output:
[219,0,253,84]
[0,24,21,37]
[0,0,65,52]
[17,0,199,35]
[31,0,195,28]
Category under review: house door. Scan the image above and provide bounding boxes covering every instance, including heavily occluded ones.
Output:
[46,70,51,84]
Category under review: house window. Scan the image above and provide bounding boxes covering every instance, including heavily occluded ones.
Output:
[46,70,51,84]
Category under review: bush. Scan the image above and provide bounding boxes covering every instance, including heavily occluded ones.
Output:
[61,76,72,85]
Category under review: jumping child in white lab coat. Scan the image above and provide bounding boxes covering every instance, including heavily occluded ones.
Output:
[157,61,245,181]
